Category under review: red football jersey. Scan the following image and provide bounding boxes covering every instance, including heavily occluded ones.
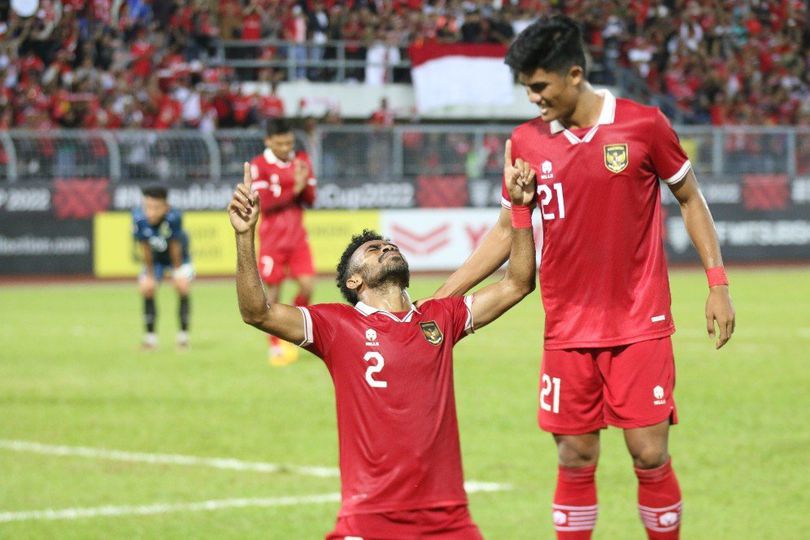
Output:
[250,149,316,251]
[298,296,475,516]
[502,90,690,349]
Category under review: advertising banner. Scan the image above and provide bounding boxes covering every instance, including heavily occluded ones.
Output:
[94,210,382,277]
[304,210,381,272]
[0,214,92,274]
[379,208,508,271]
[94,211,238,277]
[662,175,810,262]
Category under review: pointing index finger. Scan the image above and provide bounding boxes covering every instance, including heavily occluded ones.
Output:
[504,139,513,167]
[243,162,252,188]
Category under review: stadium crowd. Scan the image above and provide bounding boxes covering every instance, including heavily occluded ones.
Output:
[0,0,808,130]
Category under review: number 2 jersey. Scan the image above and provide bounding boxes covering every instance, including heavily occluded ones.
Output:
[298,296,475,516]
[249,149,316,251]
[502,90,690,349]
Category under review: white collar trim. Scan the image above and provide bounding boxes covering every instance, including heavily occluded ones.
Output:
[354,299,420,322]
[263,148,293,167]
[550,89,616,142]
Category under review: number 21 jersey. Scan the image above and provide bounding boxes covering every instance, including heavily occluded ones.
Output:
[503,90,690,349]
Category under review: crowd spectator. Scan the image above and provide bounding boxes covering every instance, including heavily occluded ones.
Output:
[1,0,809,130]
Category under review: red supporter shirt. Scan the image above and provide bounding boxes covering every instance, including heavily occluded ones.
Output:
[249,149,316,251]
[298,296,475,516]
[502,90,690,349]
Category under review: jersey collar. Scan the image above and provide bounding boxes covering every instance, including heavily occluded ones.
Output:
[354,298,421,322]
[549,89,616,145]
[263,148,293,167]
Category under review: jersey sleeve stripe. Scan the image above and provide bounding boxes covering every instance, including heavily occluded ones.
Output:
[297,307,314,347]
[660,160,691,185]
[463,295,475,334]
[501,197,512,209]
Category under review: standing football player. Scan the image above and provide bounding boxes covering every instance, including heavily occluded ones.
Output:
[434,15,736,540]
[229,153,536,538]
[133,186,193,350]
[249,118,317,366]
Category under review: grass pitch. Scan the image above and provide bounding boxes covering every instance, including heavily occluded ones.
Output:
[1,268,809,539]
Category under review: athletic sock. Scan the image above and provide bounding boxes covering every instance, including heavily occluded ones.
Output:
[552,464,598,539]
[144,297,156,333]
[635,458,682,539]
[179,295,190,331]
[293,293,310,307]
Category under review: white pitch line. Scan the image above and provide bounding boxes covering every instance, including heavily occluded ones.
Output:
[0,440,512,503]
[0,493,342,523]
[0,485,510,523]
[0,439,338,478]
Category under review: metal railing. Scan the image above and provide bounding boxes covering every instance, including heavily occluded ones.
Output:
[1,126,808,185]
[212,39,412,83]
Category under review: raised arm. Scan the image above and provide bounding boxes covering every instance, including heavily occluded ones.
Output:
[468,140,537,330]
[434,207,512,298]
[230,163,306,344]
[434,139,531,298]
[669,169,735,349]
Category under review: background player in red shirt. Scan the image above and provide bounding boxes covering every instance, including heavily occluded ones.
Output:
[228,156,536,540]
[434,16,736,540]
[249,118,317,366]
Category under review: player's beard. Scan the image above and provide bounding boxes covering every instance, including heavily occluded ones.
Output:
[362,254,410,292]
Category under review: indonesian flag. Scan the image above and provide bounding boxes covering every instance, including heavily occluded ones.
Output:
[409,43,513,113]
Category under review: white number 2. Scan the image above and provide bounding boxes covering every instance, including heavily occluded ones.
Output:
[363,352,388,388]
[538,183,566,220]
[540,374,561,413]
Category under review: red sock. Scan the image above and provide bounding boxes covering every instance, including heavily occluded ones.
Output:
[552,464,597,539]
[635,458,682,539]
[293,293,310,307]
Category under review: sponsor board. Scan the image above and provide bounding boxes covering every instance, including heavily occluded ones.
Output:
[94,209,381,277]
[304,210,381,272]
[111,183,234,211]
[664,204,810,262]
[314,182,414,209]
[94,211,238,277]
[0,214,92,274]
[380,208,512,271]
[0,186,52,212]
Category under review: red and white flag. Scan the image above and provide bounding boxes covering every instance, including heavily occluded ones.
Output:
[408,43,513,113]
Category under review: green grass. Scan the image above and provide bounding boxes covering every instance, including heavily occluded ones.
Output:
[1,268,809,539]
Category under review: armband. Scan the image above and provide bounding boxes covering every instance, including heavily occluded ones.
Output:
[706,266,728,287]
[511,205,533,229]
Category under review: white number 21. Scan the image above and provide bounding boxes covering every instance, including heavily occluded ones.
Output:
[538,183,566,220]
[363,352,388,388]
[540,374,560,413]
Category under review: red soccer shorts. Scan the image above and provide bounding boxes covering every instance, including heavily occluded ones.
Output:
[538,337,678,434]
[325,505,483,540]
[258,242,315,285]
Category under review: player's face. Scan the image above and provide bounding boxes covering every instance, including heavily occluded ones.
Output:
[352,240,410,290]
[265,132,295,162]
[142,196,169,225]
[519,66,583,123]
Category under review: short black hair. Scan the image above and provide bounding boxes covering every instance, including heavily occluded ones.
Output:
[141,185,168,200]
[336,229,384,304]
[504,15,587,77]
[266,118,293,137]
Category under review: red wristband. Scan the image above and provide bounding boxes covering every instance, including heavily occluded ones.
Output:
[706,266,728,287]
[511,205,533,228]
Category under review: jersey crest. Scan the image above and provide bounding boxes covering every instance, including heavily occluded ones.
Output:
[420,321,443,345]
[604,143,629,173]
